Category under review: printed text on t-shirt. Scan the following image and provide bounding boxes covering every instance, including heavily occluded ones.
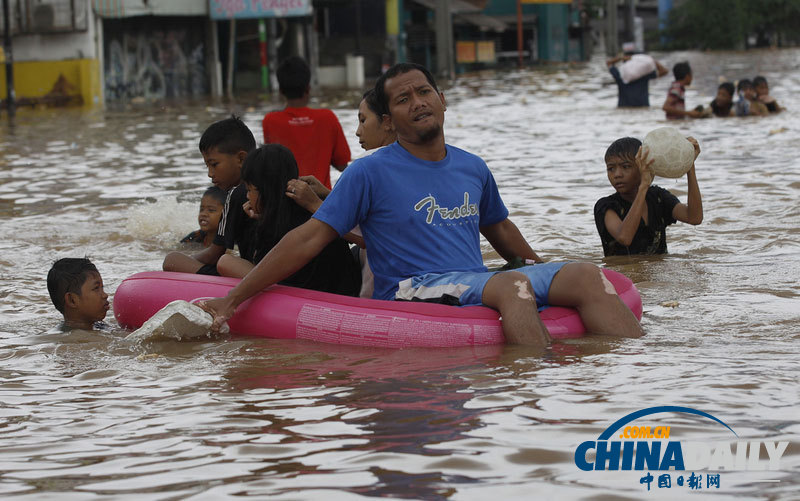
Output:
[414,192,479,224]
[288,117,314,126]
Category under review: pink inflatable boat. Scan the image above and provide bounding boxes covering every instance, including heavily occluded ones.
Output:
[114,269,642,348]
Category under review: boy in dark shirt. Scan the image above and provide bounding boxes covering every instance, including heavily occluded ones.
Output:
[710,82,735,117]
[47,258,109,331]
[594,136,703,256]
[163,116,257,275]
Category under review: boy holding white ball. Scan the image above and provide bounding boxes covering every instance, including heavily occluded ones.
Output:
[594,130,703,256]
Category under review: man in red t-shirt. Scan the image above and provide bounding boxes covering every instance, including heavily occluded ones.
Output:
[262,56,351,189]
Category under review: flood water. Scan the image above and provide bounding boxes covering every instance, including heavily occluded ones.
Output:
[1,48,798,499]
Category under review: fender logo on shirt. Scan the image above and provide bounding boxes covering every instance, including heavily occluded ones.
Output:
[414,192,479,225]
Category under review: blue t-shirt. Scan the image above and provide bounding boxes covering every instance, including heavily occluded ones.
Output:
[313,142,509,300]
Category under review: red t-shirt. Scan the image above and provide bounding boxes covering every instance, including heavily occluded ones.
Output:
[262,107,351,189]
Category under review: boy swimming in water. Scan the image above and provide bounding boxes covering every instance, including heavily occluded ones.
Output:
[753,76,782,113]
[47,258,110,331]
[735,79,768,116]
[594,136,703,256]
[180,186,226,248]
[710,82,735,117]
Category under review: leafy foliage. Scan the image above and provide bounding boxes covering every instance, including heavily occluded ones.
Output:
[660,0,800,49]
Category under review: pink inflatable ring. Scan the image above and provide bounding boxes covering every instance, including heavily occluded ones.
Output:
[114,269,642,348]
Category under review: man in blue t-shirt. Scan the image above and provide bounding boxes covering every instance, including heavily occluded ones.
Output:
[200,63,644,347]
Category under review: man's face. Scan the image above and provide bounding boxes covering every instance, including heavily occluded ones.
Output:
[383,70,446,145]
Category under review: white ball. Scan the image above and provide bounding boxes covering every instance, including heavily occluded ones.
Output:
[642,127,695,178]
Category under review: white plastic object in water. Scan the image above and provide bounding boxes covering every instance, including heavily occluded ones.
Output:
[642,127,695,179]
[620,54,657,84]
[125,300,229,342]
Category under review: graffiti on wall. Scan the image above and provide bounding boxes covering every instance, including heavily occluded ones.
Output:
[104,22,207,101]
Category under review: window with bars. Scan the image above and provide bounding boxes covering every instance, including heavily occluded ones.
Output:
[0,0,88,35]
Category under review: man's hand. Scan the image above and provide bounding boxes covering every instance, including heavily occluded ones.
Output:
[287,178,323,213]
[197,296,237,334]
[686,136,701,160]
[298,175,331,199]
[636,145,655,189]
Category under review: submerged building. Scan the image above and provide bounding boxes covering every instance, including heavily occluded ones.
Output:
[0,0,592,107]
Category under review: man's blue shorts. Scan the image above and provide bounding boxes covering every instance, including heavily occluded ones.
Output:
[394,262,568,310]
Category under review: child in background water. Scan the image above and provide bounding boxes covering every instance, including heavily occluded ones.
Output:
[594,136,703,256]
[47,258,110,331]
[753,76,782,113]
[216,144,361,297]
[662,62,703,119]
[710,82,735,117]
[181,186,226,247]
[735,79,768,116]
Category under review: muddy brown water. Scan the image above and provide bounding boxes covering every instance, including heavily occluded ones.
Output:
[1,48,798,499]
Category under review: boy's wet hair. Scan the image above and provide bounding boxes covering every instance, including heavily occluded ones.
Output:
[361,88,382,118]
[718,82,735,97]
[673,62,692,81]
[47,258,98,314]
[753,75,768,87]
[277,56,311,99]
[605,137,642,163]
[203,185,226,205]
[737,79,753,93]
[199,115,256,155]
[375,63,439,117]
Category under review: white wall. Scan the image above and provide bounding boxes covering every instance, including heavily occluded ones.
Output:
[12,2,98,62]
[10,0,210,62]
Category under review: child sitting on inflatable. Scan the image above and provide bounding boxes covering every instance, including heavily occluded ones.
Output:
[594,135,703,256]
[286,89,397,298]
[47,258,110,331]
[162,116,257,275]
[216,144,361,297]
[180,186,226,247]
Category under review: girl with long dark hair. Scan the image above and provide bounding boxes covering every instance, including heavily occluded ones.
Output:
[217,144,360,297]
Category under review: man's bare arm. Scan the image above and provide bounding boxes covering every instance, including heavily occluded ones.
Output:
[480,218,542,263]
[200,219,339,330]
